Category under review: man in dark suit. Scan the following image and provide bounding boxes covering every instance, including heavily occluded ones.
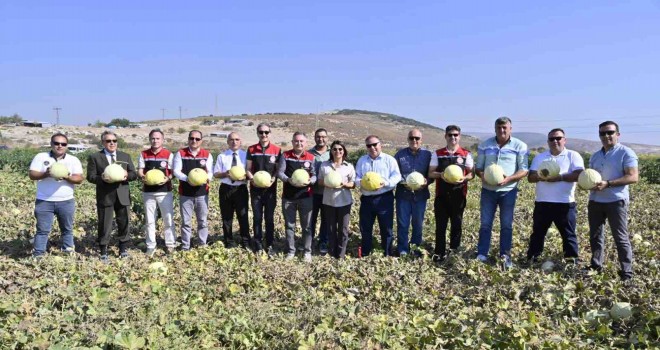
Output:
[87,131,137,261]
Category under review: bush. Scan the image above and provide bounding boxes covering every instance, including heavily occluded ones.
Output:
[0,148,41,172]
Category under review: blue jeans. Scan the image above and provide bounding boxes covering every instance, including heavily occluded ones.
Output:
[33,199,75,256]
[359,191,394,256]
[396,198,427,254]
[477,188,518,257]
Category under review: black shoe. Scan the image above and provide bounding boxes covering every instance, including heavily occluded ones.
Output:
[266,246,275,258]
[119,250,129,259]
[100,254,110,263]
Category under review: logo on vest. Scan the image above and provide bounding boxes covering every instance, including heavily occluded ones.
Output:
[160,161,167,168]
[200,159,206,166]
[456,157,464,165]
[303,161,311,168]
[270,155,276,163]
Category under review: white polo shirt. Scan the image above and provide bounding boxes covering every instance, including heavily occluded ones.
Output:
[530,149,584,203]
[29,152,83,201]
[212,149,247,186]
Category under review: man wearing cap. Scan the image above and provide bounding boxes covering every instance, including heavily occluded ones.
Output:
[29,132,84,257]
[526,128,584,263]
[213,132,250,248]
[356,135,402,257]
[173,130,213,250]
[394,129,431,256]
[137,129,175,256]
[587,121,638,281]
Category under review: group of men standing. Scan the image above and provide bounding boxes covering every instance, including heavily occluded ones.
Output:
[29,118,638,280]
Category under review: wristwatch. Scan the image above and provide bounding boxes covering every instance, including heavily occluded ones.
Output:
[606,180,611,188]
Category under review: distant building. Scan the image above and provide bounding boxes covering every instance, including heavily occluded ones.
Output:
[210,131,230,138]
[226,119,247,125]
[128,123,147,128]
[22,120,52,128]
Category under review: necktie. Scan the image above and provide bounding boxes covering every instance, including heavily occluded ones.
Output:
[231,153,237,183]
[111,154,115,164]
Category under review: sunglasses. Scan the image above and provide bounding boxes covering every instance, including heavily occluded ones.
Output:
[366,142,379,148]
[599,130,616,137]
[52,142,68,147]
[447,133,460,138]
[188,137,202,141]
[548,137,564,142]
[331,148,344,152]
[104,139,118,144]
[408,136,421,141]
[258,130,270,135]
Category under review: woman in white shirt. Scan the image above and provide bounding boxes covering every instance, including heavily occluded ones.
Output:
[318,141,356,259]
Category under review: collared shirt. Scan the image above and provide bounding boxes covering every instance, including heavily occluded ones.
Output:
[589,143,638,203]
[476,136,528,192]
[138,148,174,192]
[530,148,584,203]
[318,160,356,207]
[30,152,83,201]
[394,147,432,201]
[172,147,213,183]
[309,146,330,194]
[213,149,248,186]
[355,152,402,196]
[103,149,117,165]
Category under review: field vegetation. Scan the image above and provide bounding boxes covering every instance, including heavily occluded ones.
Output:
[0,149,658,349]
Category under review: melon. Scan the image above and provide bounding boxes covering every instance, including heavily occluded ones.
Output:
[405,172,425,190]
[228,166,246,181]
[49,162,69,179]
[361,172,382,191]
[290,169,310,187]
[538,159,561,179]
[144,169,167,186]
[610,302,633,321]
[443,165,464,184]
[541,260,555,273]
[585,310,610,325]
[148,261,168,275]
[324,170,343,188]
[484,164,505,186]
[187,168,208,186]
[252,171,272,188]
[578,169,602,190]
[103,163,126,183]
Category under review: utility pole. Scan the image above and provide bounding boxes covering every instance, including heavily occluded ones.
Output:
[215,94,218,116]
[179,106,182,120]
[53,107,62,126]
[161,108,166,120]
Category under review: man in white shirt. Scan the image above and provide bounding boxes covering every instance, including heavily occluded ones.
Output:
[29,133,84,257]
[172,130,213,250]
[213,132,250,248]
[527,128,584,262]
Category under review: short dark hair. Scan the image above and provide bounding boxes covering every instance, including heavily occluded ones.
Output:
[256,123,270,131]
[314,128,328,136]
[364,135,380,143]
[50,132,68,143]
[101,130,118,141]
[445,125,461,134]
[548,128,565,137]
[188,130,203,139]
[599,121,619,132]
[149,129,164,139]
[328,140,348,162]
[495,116,512,126]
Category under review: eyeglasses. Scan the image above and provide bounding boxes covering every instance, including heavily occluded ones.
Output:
[331,148,344,152]
[366,142,379,148]
[599,130,616,137]
[258,130,270,135]
[548,137,564,142]
[52,142,68,147]
[188,137,202,141]
[104,139,118,144]
[408,136,421,141]
[447,133,460,138]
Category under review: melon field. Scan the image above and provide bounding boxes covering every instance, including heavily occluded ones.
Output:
[0,150,658,349]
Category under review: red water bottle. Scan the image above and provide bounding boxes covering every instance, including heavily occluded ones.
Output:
[358,246,362,258]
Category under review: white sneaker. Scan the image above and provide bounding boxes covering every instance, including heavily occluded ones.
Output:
[501,255,513,269]
[476,254,487,263]
[285,253,295,261]
[304,253,312,263]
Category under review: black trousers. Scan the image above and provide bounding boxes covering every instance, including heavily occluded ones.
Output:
[219,183,250,245]
[97,194,130,249]
[250,187,277,248]
[527,201,578,260]
[324,204,352,259]
[434,191,466,258]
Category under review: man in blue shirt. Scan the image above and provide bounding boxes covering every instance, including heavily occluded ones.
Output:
[356,135,402,256]
[309,128,331,254]
[587,121,638,281]
[475,117,528,268]
[394,129,432,256]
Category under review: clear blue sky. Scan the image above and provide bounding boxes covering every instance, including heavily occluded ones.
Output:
[2,1,659,144]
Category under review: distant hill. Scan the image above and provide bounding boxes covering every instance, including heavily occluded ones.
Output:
[468,132,660,155]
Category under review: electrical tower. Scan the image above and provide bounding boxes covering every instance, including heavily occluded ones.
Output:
[53,107,62,126]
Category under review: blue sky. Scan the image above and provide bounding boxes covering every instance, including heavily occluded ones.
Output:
[2,1,659,145]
